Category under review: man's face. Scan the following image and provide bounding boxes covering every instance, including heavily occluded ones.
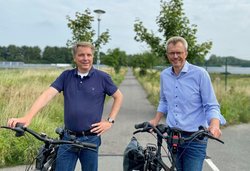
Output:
[74,46,93,73]
[167,42,187,69]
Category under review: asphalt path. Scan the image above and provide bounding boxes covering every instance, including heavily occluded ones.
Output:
[1,68,249,171]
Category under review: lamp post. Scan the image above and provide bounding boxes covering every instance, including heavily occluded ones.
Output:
[94,9,105,69]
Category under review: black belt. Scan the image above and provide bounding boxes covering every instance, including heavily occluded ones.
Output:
[65,129,97,137]
[180,130,195,136]
[168,128,195,136]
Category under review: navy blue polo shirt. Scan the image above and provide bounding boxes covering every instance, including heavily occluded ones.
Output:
[50,67,118,132]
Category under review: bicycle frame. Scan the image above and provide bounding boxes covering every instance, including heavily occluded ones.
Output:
[129,122,224,171]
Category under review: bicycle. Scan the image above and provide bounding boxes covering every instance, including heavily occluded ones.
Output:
[123,122,224,171]
[0,123,97,171]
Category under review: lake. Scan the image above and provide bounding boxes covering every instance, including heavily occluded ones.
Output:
[204,66,250,74]
[1,62,250,74]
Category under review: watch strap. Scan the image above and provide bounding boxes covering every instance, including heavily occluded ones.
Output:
[107,117,115,124]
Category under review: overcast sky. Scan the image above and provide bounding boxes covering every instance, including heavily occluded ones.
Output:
[0,0,249,60]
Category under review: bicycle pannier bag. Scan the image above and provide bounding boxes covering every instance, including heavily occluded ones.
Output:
[123,136,145,171]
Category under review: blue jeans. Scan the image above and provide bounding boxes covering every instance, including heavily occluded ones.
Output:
[169,136,208,171]
[55,132,101,171]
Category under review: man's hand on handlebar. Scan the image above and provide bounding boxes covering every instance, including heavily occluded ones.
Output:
[208,118,222,138]
[7,116,31,128]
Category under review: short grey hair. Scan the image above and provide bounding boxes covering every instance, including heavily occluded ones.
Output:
[165,36,188,52]
[72,42,95,56]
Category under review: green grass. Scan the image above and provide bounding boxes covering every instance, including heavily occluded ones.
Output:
[0,67,126,168]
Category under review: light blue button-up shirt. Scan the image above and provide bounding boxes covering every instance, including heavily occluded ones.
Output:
[157,61,226,132]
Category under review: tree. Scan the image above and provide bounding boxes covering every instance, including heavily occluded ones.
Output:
[134,0,212,65]
[128,52,161,75]
[102,48,127,74]
[42,46,72,63]
[21,46,42,63]
[66,9,110,55]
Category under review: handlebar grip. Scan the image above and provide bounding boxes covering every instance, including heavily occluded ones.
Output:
[134,122,149,129]
[12,123,25,137]
[16,123,25,128]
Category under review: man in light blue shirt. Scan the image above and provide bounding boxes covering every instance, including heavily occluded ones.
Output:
[150,36,226,171]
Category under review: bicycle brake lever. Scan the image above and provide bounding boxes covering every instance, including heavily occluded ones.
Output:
[205,132,224,144]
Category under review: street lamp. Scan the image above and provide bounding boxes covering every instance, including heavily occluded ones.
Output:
[94,9,106,69]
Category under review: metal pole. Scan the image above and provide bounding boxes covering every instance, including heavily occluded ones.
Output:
[94,9,105,70]
[225,57,228,91]
[97,18,101,69]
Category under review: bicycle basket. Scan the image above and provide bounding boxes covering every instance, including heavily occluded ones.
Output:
[123,136,145,171]
[35,144,58,171]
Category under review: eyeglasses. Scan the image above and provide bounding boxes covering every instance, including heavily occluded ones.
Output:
[167,52,184,56]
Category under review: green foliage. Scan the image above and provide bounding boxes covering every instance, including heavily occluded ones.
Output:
[128,52,161,75]
[0,45,72,64]
[134,0,212,65]
[220,89,250,124]
[0,130,41,167]
[42,46,72,64]
[207,54,250,67]
[102,48,127,74]
[66,9,110,51]
[0,45,42,63]
[134,69,160,105]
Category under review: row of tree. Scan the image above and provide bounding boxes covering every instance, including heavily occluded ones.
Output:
[2,43,248,68]
[0,45,72,64]
[206,55,250,67]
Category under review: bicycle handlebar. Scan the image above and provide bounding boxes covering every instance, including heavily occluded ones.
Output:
[0,124,97,149]
[134,122,224,144]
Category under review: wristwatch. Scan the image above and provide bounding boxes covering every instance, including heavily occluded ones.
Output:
[107,117,115,124]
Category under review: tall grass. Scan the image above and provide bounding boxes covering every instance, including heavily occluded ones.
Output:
[212,74,250,124]
[134,68,250,125]
[0,67,126,167]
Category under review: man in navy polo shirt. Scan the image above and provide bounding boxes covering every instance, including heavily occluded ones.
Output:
[8,42,123,171]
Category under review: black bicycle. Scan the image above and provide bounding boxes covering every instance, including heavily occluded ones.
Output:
[123,122,224,171]
[0,123,97,171]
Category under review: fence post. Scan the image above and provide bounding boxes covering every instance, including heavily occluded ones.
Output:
[225,57,228,91]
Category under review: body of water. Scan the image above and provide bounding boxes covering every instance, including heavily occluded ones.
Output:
[1,62,250,74]
[204,66,250,74]
[155,65,250,75]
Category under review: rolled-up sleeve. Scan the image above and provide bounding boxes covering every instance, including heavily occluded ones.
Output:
[201,71,226,125]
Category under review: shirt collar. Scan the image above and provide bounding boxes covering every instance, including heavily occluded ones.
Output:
[74,67,95,77]
[170,61,189,75]
[181,61,189,73]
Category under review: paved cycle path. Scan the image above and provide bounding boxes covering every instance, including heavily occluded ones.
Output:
[1,68,250,171]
